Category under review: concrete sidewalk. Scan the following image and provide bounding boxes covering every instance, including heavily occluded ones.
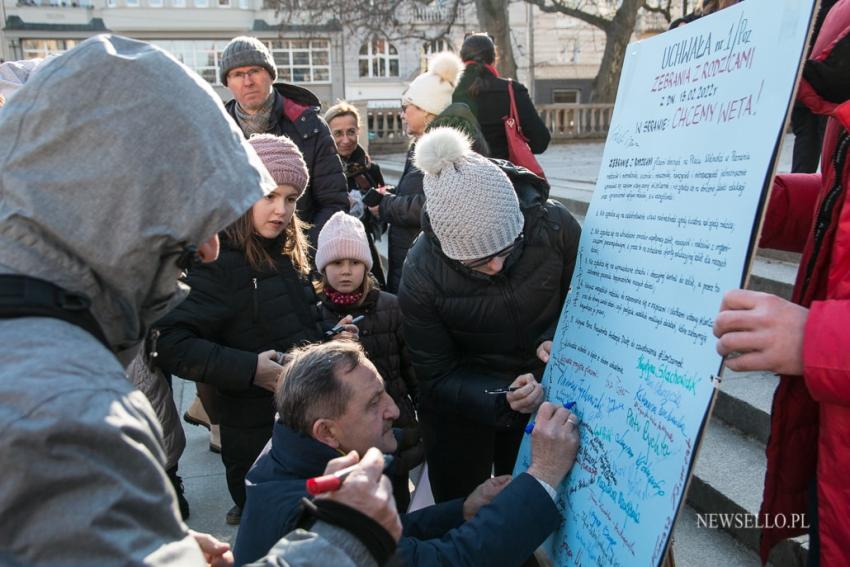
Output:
[175,377,238,543]
[375,135,797,211]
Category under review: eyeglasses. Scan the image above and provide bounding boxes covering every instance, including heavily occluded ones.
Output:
[227,67,265,83]
[460,233,524,269]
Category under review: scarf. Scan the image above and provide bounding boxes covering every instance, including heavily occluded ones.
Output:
[234,91,275,137]
[324,286,363,306]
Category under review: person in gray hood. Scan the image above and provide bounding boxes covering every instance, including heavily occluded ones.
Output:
[0,35,400,567]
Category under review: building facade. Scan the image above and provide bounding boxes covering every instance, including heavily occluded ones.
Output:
[1,0,696,107]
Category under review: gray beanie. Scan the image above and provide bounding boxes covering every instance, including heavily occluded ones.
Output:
[414,127,524,261]
[220,36,277,85]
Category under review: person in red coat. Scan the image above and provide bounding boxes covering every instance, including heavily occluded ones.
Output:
[714,2,850,565]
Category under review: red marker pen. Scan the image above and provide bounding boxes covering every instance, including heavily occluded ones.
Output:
[306,455,395,496]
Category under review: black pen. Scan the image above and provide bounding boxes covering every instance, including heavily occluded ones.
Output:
[325,314,365,337]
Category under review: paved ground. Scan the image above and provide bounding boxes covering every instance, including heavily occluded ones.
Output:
[376,134,797,195]
[176,133,800,546]
[175,378,239,543]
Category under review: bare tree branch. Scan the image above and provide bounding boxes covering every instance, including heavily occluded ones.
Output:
[642,0,673,22]
[524,0,611,31]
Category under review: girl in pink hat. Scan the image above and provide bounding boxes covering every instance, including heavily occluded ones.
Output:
[315,211,423,511]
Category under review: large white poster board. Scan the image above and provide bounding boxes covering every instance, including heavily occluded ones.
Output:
[513,1,817,565]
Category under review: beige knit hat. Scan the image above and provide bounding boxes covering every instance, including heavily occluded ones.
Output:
[402,52,464,116]
[247,134,309,194]
[315,211,373,273]
[415,127,524,261]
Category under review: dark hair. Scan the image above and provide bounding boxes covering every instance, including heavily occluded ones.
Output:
[459,33,497,98]
[275,341,366,436]
[460,33,495,65]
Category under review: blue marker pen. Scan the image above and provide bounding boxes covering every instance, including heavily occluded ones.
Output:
[524,401,577,434]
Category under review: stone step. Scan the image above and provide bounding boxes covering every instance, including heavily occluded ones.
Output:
[687,418,808,565]
[672,505,767,567]
[714,369,777,445]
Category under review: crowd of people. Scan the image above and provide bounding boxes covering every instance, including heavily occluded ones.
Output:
[0,29,576,567]
[1,0,849,565]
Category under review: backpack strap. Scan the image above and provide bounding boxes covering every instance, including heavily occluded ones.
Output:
[0,274,110,350]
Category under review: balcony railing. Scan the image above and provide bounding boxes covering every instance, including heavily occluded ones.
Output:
[366,103,615,154]
[539,103,615,140]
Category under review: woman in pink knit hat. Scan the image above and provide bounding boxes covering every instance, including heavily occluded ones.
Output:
[315,211,423,512]
[154,134,356,525]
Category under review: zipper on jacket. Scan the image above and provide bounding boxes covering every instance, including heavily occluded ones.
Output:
[498,276,523,349]
[252,277,259,322]
[802,131,850,292]
[149,328,160,360]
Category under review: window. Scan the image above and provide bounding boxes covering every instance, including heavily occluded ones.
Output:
[217,0,230,6]
[106,0,117,6]
[149,0,163,6]
[195,0,208,6]
[152,40,225,85]
[21,39,80,59]
[126,0,139,6]
[172,0,185,6]
[267,39,332,84]
[358,37,399,78]
[238,0,250,8]
[423,38,452,55]
[421,38,452,72]
[151,39,330,86]
[552,89,580,104]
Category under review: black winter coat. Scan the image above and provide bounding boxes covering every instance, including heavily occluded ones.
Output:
[342,145,385,192]
[342,146,387,288]
[225,83,349,246]
[318,288,417,428]
[378,144,423,293]
[155,236,324,425]
[453,68,551,161]
[397,162,581,428]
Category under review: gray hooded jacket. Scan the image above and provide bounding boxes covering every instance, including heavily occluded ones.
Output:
[0,35,276,565]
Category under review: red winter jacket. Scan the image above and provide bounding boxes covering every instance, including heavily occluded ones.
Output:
[758,2,850,564]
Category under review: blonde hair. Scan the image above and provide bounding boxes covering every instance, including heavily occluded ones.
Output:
[324,101,361,127]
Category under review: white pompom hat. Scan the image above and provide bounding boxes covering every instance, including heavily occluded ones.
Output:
[402,51,464,116]
[414,127,524,261]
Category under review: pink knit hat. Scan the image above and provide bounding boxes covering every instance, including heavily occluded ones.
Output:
[247,134,309,194]
[315,211,373,273]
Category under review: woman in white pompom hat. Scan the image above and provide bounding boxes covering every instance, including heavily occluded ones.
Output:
[397,126,582,503]
[367,51,464,293]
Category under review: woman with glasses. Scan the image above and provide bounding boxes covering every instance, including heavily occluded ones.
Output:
[324,101,389,288]
[368,51,463,293]
[397,127,581,503]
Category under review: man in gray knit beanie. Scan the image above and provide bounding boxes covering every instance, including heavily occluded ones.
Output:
[219,34,348,250]
[219,36,277,87]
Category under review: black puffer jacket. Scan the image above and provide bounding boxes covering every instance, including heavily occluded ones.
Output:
[453,67,550,161]
[155,235,324,423]
[318,288,417,427]
[397,162,581,427]
[343,145,387,288]
[225,83,349,246]
[378,144,423,294]
[318,288,423,474]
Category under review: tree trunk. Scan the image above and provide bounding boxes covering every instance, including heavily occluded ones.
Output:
[591,0,642,102]
[475,0,518,78]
